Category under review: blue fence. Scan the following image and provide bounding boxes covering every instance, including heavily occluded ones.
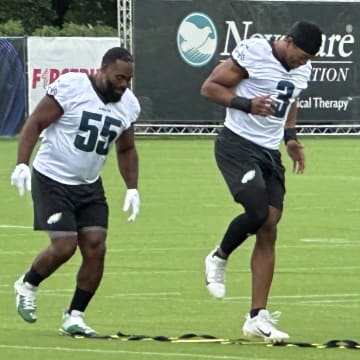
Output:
[0,38,26,136]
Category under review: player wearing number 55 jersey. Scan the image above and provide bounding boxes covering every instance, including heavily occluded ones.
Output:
[11,47,140,336]
[201,21,322,342]
[34,71,139,184]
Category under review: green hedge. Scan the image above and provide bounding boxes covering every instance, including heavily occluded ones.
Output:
[0,19,117,36]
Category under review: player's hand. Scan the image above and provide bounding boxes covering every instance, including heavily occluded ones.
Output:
[123,189,140,222]
[250,95,277,116]
[286,140,305,174]
[11,163,32,196]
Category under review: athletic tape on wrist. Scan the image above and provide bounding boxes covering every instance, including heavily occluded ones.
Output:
[284,127,298,144]
[230,96,251,113]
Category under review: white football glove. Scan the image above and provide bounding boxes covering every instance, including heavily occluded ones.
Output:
[11,163,32,196]
[123,189,140,222]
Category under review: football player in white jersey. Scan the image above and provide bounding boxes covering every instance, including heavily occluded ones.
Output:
[11,47,140,336]
[201,21,322,342]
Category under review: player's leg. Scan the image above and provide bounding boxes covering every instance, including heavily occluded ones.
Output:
[205,128,269,298]
[242,156,289,342]
[15,233,78,320]
[60,180,108,336]
[15,169,78,323]
[250,205,282,311]
[59,229,106,336]
[76,229,106,294]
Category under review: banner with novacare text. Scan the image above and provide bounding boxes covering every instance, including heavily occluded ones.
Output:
[133,0,359,124]
[27,37,120,113]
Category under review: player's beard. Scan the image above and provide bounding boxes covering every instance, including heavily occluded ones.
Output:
[102,80,125,103]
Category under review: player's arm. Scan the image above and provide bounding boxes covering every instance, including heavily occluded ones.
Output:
[284,101,298,130]
[201,57,276,115]
[200,58,248,107]
[115,124,139,189]
[116,124,140,221]
[17,95,63,165]
[284,101,299,144]
[11,95,63,196]
[284,102,305,174]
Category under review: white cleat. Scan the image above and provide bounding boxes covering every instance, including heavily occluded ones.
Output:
[205,249,227,299]
[59,310,97,336]
[14,275,38,323]
[242,309,289,343]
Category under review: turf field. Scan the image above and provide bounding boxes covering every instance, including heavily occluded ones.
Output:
[0,137,359,360]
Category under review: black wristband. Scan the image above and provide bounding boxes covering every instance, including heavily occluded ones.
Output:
[230,96,251,113]
[284,127,298,144]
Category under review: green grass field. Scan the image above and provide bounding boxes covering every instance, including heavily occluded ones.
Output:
[0,137,359,360]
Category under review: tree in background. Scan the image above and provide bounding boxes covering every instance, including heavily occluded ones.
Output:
[65,0,117,29]
[0,0,56,34]
[52,0,72,28]
[0,0,117,35]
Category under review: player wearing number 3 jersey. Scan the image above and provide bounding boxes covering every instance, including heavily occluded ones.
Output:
[11,47,140,335]
[226,36,310,150]
[201,21,323,342]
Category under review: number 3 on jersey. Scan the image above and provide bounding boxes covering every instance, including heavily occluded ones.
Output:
[272,80,294,118]
[74,111,122,155]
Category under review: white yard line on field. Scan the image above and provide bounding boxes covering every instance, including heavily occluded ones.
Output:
[299,238,358,244]
[0,344,273,360]
[225,293,360,301]
[0,225,32,229]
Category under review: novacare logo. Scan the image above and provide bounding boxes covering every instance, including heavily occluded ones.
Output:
[177,12,218,67]
[219,21,355,83]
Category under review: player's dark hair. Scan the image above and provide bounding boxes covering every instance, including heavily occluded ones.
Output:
[102,47,134,65]
[286,20,323,56]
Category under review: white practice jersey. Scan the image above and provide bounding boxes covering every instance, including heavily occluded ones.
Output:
[33,72,140,185]
[225,38,311,150]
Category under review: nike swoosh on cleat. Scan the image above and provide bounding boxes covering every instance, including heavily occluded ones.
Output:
[257,328,271,337]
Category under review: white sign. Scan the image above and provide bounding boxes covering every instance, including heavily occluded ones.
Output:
[27,37,120,113]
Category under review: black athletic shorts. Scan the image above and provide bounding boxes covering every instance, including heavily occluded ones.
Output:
[31,168,108,231]
[215,127,286,210]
